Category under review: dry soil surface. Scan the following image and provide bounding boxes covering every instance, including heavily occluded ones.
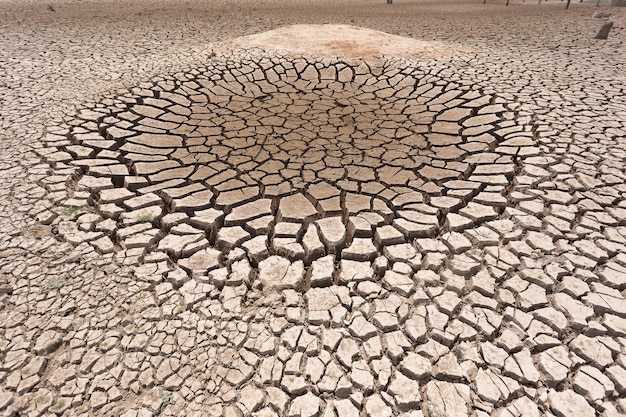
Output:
[1,1,626,417]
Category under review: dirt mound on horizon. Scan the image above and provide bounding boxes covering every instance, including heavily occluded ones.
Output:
[219,24,465,62]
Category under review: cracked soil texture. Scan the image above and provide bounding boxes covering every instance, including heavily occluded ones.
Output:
[1,0,626,416]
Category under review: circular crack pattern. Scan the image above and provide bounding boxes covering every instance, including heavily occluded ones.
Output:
[17,20,626,417]
[42,50,528,290]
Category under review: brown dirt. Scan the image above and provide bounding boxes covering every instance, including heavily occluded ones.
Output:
[1,0,622,45]
[1,0,622,120]
[219,24,464,62]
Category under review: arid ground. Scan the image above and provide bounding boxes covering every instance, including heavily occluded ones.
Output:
[1,0,626,416]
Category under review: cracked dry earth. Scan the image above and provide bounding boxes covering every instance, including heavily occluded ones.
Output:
[2,1,626,417]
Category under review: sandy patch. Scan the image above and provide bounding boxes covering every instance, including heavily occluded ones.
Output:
[219,24,464,62]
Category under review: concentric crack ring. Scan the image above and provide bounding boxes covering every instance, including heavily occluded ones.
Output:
[40,26,530,291]
[10,15,626,417]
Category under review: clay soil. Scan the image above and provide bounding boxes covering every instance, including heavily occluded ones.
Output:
[1,0,625,416]
[1,0,623,114]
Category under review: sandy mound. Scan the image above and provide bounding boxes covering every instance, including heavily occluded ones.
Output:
[218,24,463,62]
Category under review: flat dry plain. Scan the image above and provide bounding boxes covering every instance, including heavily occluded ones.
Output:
[1,1,626,416]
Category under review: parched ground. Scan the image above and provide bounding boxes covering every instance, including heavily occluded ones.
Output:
[1,1,626,416]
